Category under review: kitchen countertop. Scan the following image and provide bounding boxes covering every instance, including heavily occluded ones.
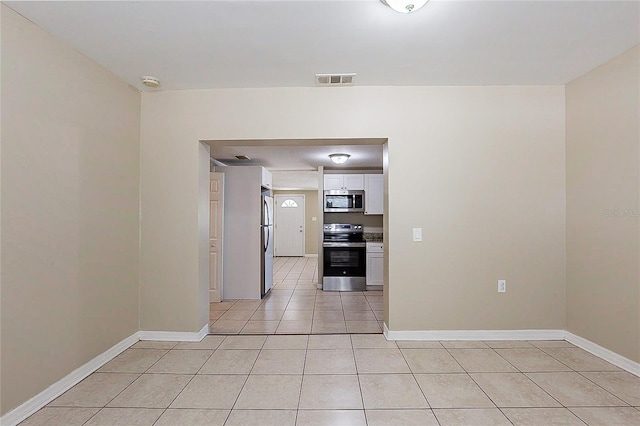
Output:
[364,232,383,243]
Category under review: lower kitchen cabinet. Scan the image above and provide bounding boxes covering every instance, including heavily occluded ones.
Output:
[366,242,384,286]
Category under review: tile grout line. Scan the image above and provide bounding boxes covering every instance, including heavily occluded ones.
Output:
[147,338,229,425]
[226,335,267,419]
[487,346,567,414]
[440,344,505,417]
[530,346,632,407]
[294,336,310,421]
[80,347,171,425]
[574,370,635,406]
[395,342,441,424]
[350,333,369,422]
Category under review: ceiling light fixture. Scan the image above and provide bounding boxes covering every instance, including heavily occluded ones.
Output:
[381,0,429,14]
[329,153,350,165]
[141,76,160,88]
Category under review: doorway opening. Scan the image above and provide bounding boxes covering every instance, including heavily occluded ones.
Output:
[201,138,388,335]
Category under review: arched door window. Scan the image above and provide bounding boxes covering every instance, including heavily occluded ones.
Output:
[280,199,299,208]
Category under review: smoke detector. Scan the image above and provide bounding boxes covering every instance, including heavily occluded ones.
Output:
[315,73,356,86]
[141,76,160,88]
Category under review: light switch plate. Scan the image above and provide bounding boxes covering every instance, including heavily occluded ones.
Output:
[412,228,423,242]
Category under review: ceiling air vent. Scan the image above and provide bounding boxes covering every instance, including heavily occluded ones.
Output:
[315,73,356,86]
[235,155,251,160]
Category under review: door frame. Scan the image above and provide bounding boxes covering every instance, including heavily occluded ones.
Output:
[274,193,305,257]
[209,172,224,302]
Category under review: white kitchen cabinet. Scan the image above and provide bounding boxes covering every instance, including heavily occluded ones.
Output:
[364,174,384,215]
[366,242,384,286]
[323,174,344,190]
[323,174,364,190]
[261,167,272,189]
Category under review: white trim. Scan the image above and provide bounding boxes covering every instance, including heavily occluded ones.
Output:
[0,332,139,426]
[304,253,318,258]
[565,331,640,377]
[1,325,211,426]
[139,323,209,342]
[384,326,565,341]
[382,326,640,377]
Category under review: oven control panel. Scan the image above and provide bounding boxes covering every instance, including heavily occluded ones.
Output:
[324,223,363,233]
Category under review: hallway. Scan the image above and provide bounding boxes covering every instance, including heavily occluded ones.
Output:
[210,257,383,334]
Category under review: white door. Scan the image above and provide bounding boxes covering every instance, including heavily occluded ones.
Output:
[274,194,305,257]
[209,172,224,302]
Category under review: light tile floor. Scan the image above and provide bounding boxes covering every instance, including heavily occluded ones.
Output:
[20,336,640,425]
[210,257,384,335]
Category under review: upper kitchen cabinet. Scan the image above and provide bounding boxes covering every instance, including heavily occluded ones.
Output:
[364,174,384,215]
[261,167,272,189]
[324,174,364,191]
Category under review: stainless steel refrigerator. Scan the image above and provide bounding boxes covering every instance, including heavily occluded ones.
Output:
[261,195,274,296]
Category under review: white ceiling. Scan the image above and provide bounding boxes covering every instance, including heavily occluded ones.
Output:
[206,140,384,170]
[6,1,639,90]
[206,139,384,189]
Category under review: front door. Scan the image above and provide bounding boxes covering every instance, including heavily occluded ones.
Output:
[209,172,224,302]
[274,194,305,257]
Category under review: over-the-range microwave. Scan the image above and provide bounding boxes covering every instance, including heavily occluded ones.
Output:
[324,190,365,213]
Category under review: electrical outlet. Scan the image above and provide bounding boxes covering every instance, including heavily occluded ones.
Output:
[498,280,506,293]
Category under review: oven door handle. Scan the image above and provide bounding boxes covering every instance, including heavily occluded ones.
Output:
[322,242,367,248]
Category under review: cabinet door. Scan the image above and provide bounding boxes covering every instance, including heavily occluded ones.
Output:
[366,252,384,285]
[344,174,364,190]
[324,174,344,190]
[261,167,272,189]
[364,174,384,215]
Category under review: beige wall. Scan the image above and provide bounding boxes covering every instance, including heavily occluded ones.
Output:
[140,84,566,333]
[566,45,640,363]
[273,190,319,255]
[0,6,141,415]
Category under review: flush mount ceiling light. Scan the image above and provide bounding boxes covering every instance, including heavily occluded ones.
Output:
[329,153,350,165]
[141,76,160,88]
[381,0,429,14]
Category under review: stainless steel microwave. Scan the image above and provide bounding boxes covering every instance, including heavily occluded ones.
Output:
[324,190,365,212]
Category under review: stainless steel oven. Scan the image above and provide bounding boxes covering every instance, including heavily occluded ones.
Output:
[322,224,366,291]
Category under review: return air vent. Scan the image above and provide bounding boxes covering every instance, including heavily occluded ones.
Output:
[315,73,356,86]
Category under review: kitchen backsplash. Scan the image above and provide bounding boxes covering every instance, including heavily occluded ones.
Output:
[324,212,383,227]
[364,227,383,242]
[364,232,383,242]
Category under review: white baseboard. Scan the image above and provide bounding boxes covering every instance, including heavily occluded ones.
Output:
[383,325,565,341]
[565,331,640,377]
[304,253,318,258]
[0,332,139,426]
[382,325,640,377]
[139,323,209,342]
[1,325,210,426]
